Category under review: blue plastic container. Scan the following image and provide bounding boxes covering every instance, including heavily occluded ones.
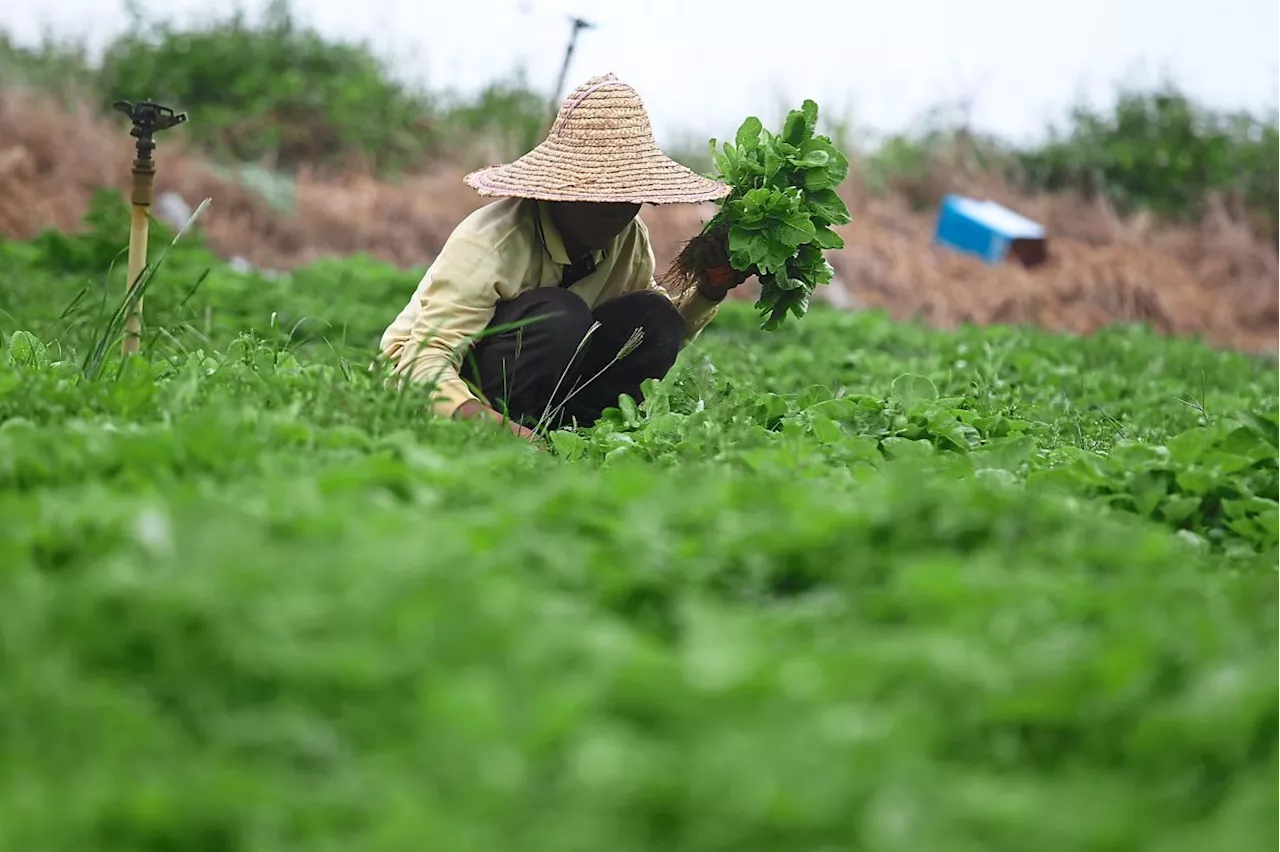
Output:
[933,194,1047,266]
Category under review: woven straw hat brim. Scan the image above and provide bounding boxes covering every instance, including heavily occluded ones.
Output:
[463,75,731,206]
[465,149,730,205]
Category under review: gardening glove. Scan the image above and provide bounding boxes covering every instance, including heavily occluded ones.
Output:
[695,229,749,302]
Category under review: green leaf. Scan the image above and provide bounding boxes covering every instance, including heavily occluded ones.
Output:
[1239,411,1279,448]
[1225,516,1264,543]
[781,100,819,146]
[805,188,852,226]
[1175,468,1218,495]
[712,144,738,184]
[763,145,783,181]
[972,435,1036,471]
[801,168,835,192]
[1222,496,1280,520]
[1255,507,1280,540]
[1166,427,1217,463]
[736,116,763,151]
[801,100,819,134]
[776,212,817,247]
[813,259,835,285]
[548,429,587,460]
[781,112,805,146]
[1160,495,1202,524]
[811,225,844,250]
[810,414,844,444]
[1130,470,1169,517]
[804,147,850,192]
[772,270,802,291]
[6,330,49,368]
[891,373,940,404]
[930,419,980,453]
[618,393,641,425]
[1217,424,1270,457]
[795,150,830,169]
[755,286,781,313]
[882,436,935,459]
[1201,450,1257,473]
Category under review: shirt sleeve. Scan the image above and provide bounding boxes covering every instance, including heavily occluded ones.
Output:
[654,279,722,342]
[388,235,503,418]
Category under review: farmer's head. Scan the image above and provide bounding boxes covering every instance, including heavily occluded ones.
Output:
[545,201,642,254]
[462,73,730,250]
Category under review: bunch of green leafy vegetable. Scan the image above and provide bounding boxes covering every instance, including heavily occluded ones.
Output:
[663,100,852,330]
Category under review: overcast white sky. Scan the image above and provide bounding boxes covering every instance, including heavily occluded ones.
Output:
[3,0,1277,149]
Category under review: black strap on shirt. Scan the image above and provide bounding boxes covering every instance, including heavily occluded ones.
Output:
[559,253,597,288]
[533,200,604,289]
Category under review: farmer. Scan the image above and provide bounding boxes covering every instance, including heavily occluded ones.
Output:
[379,73,747,440]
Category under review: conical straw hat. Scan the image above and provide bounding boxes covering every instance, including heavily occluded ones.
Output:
[463,73,731,205]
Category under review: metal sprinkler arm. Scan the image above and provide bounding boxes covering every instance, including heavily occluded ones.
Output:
[112,99,188,207]
[112,99,188,161]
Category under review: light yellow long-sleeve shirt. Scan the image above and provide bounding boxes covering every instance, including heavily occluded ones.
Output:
[380,196,722,417]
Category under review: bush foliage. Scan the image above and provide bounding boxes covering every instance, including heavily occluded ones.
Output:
[1017,85,1279,234]
[99,0,437,170]
[1,0,547,172]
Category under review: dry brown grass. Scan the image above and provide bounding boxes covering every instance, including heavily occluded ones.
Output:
[831,179,1278,352]
[2,87,1275,353]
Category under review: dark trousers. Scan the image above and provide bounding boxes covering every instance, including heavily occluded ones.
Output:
[460,288,684,429]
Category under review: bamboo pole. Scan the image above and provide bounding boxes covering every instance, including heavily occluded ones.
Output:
[112,99,187,357]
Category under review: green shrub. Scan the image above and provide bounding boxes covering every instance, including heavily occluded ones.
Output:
[0,31,97,98]
[98,0,439,171]
[1016,85,1279,235]
[0,1,551,172]
[845,85,1277,237]
[434,71,551,169]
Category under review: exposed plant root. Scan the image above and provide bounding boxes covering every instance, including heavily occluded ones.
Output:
[656,225,729,297]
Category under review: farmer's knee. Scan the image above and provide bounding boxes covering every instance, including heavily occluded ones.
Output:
[513,287,594,367]
[613,290,684,368]
[636,290,684,342]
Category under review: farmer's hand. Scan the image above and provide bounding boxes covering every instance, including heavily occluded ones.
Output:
[695,229,748,302]
[454,399,540,443]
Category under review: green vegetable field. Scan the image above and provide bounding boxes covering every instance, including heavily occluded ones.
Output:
[1,192,1277,851]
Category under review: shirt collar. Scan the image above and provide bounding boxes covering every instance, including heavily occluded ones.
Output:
[535,201,606,267]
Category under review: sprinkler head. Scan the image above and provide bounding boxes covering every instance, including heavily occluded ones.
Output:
[112,99,188,162]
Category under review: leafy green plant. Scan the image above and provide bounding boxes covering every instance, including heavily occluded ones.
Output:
[662,100,852,331]
[1,209,1278,850]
